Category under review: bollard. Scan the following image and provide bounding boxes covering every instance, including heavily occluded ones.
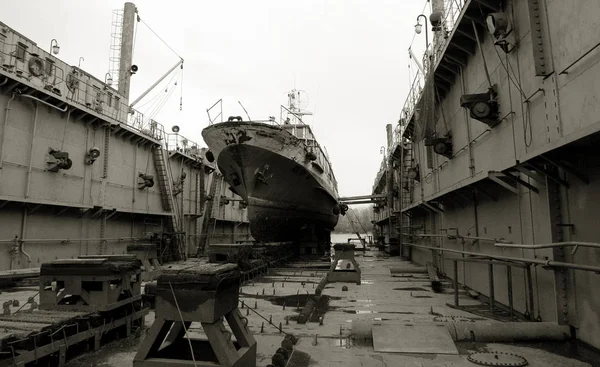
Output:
[282,282,285,288]
[285,316,289,325]
[241,300,245,309]
[239,287,242,294]
[279,322,282,333]
[254,301,257,309]
[246,308,250,316]
[276,347,289,359]
[273,289,275,295]
[262,288,265,295]
[269,315,272,324]
[283,302,286,310]
[313,334,318,346]
[281,338,294,351]
[272,282,275,287]
[272,353,286,367]
[261,322,264,333]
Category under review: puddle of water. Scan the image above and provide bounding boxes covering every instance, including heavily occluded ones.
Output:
[393,287,429,291]
[361,280,374,284]
[341,310,414,315]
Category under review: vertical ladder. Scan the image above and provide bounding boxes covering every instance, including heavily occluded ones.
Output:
[108,9,124,91]
[399,142,413,251]
[153,147,185,259]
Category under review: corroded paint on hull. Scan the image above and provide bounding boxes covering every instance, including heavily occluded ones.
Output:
[202,122,339,242]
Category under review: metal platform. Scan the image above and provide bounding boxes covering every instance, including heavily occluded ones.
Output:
[39,256,142,312]
[0,308,147,366]
[326,244,361,285]
[134,263,257,367]
[1,255,148,366]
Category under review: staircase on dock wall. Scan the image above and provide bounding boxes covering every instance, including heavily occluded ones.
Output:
[393,141,413,247]
[153,147,186,259]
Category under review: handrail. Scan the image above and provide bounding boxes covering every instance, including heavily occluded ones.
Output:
[406,242,600,273]
[279,105,303,125]
[408,232,512,243]
[207,98,223,125]
[0,236,141,244]
[495,241,600,255]
[16,93,69,112]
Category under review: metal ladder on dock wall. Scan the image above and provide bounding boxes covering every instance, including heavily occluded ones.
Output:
[153,147,185,259]
[398,142,413,249]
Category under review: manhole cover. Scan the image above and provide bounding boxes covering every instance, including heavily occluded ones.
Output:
[433,315,474,322]
[467,352,528,366]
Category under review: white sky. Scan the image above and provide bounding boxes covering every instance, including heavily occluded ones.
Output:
[3,0,431,198]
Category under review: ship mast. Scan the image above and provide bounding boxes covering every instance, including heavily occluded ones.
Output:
[285,89,312,125]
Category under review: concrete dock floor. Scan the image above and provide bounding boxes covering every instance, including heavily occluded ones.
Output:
[3,248,595,366]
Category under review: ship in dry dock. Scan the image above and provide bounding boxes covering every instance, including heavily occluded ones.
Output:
[202,90,342,249]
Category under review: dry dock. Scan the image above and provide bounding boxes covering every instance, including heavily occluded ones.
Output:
[49,246,599,367]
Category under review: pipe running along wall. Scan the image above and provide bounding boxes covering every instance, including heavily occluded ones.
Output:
[406,242,600,273]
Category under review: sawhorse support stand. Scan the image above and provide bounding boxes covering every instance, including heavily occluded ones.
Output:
[327,244,361,285]
[134,263,256,367]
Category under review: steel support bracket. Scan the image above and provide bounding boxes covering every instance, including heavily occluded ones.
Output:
[502,171,540,193]
[527,161,570,188]
[488,172,518,194]
[539,154,590,185]
[422,201,444,213]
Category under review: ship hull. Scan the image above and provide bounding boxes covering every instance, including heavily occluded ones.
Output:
[202,122,339,243]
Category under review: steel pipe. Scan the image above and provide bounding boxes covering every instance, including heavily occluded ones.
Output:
[0,237,140,243]
[16,94,69,112]
[0,93,16,169]
[448,322,570,342]
[495,241,600,255]
[407,232,512,243]
[406,242,600,273]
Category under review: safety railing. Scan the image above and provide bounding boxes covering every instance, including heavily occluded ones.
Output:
[392,0,469,147]
[432,0,468,63]
[165,133,204,159]
[0,38,176,146]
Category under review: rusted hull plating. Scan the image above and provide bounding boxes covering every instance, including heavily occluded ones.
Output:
[202,122,339,243]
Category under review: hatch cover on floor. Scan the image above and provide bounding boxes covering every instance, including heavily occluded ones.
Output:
[372,324,459,354]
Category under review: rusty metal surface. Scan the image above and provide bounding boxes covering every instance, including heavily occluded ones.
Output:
[372,324,458,354]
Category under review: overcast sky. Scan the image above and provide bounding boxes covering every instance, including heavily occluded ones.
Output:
[3,0,431,198]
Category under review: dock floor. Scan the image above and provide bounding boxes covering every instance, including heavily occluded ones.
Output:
[26,248,594,366]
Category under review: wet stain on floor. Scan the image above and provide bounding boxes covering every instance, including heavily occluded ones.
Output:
[393,287,429,291]
[340,310,414,315]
